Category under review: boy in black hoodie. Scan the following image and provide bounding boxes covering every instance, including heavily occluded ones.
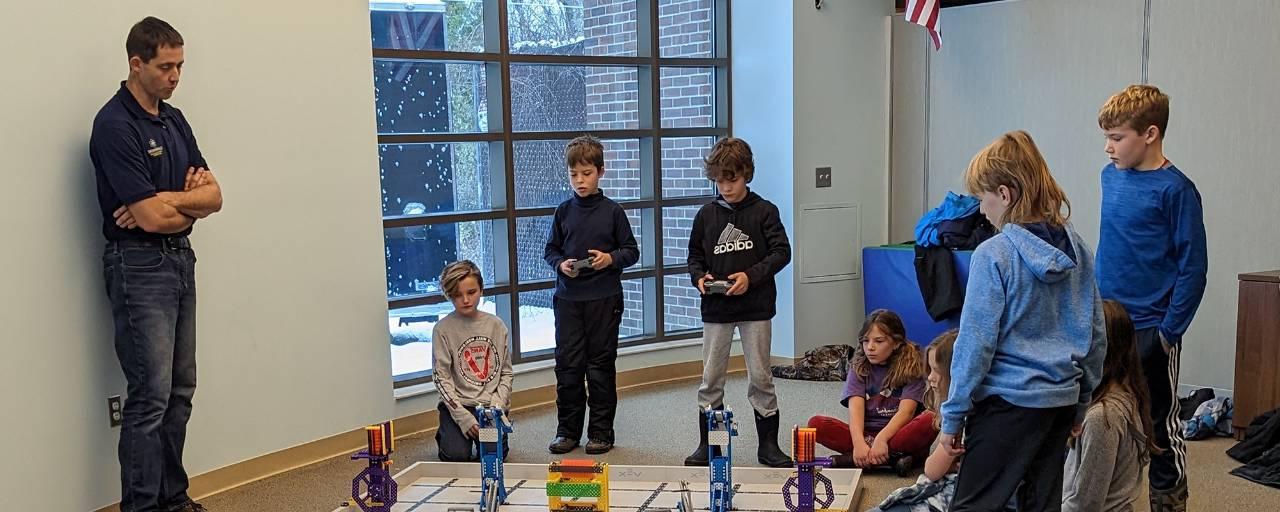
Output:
[683,137,793,468]
[544,135,640,455]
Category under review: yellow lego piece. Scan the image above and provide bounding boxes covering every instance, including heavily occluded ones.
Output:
[546,459,609,511]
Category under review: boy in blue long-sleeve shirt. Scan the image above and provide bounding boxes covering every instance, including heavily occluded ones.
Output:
[1096,84,1207,511]
[544,135,639,455]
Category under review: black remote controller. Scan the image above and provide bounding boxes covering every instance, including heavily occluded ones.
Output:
[704,279,733,295]
[570,258,595,272]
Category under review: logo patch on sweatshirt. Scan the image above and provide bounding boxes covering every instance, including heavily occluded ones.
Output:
[457,336,499,386]
[714,223,754,254]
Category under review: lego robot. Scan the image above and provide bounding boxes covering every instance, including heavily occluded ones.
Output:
[706,408,738,512]
[782,426,836,512]
[476,406,513,511]
[348,421,397,512]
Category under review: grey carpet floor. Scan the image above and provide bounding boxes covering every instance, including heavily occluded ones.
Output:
[199,374,1280,511]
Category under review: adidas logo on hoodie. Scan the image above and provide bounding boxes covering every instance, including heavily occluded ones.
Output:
[714,223,754,254]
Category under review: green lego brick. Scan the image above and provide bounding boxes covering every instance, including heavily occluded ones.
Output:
[545,481,602,498]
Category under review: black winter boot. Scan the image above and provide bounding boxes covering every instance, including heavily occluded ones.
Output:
[683,409,711,466]
[755,410,793,468]
[891,453,916,477]
[1150,478,1188,512]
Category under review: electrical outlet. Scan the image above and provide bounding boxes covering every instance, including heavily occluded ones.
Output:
[816,167,832,188]
[108,395,122,428]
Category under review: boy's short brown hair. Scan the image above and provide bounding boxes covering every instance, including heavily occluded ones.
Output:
[1098,84,1170,139]
[440,260,484,298]
[704,137,755,183]
[565,135,605,169]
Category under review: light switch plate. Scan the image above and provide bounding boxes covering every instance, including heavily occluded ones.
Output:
[816,167,832,188]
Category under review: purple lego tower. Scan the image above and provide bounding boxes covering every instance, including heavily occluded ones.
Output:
[782,426,835,512]
[349,421,398,512]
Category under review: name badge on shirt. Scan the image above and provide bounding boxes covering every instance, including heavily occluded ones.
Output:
[147,138,165,158]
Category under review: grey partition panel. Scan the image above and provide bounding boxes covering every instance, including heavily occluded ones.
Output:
[890,16,931,243]
[926,0,1145,246]
[1148,0,1280,391]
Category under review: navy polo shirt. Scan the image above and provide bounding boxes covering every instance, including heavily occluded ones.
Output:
[90,82,208,241]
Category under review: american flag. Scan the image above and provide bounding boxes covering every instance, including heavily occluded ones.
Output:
[906,0,942,50]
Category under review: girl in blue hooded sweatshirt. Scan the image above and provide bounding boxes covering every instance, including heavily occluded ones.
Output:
[938,130,1106,512]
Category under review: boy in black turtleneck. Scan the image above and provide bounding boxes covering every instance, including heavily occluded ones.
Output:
[682,137,794,468]
[543,135,639,455]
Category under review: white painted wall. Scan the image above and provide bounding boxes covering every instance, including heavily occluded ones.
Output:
[791,0,893,357]
[731,0,796,356]
[0,2,394,509]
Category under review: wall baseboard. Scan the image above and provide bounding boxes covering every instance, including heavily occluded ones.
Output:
[770,355,799,367]
[95,355,745,511]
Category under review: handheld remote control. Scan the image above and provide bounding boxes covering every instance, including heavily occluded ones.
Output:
[570,258,596,272]
[705,279,734,295]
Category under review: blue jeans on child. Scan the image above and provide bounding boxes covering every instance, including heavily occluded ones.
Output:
[104,237,198,512]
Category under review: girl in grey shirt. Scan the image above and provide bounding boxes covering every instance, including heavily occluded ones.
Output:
[1063,301,1160,512]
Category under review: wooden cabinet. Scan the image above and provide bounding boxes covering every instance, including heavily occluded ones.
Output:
[1233,270,1280,439]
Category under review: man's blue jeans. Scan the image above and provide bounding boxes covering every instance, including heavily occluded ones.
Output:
[104,237,197,512]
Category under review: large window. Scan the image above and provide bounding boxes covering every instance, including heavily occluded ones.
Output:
[371,0,730,385]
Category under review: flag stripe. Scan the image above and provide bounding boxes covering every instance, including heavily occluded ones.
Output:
[907,0,927,23]
[923,0,940,29]
[905,0,942,50]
